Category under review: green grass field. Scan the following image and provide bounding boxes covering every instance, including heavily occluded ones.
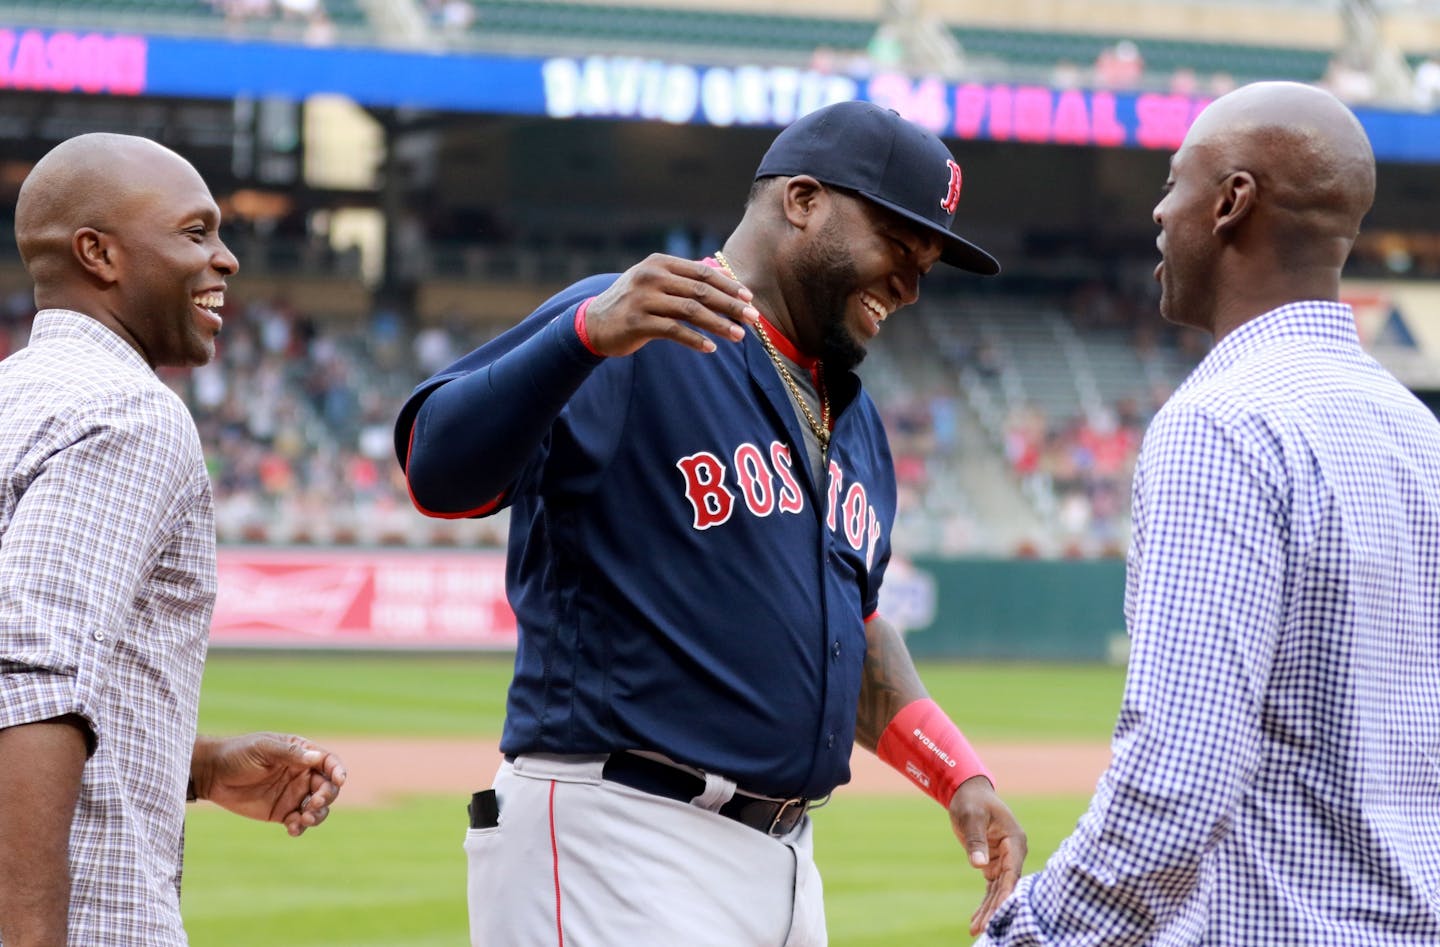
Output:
[183,654,1124,946]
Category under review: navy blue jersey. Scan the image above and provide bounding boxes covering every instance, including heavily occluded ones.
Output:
[396,274,896,799]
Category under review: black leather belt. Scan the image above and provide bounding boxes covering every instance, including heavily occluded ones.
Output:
[601,752,808,838]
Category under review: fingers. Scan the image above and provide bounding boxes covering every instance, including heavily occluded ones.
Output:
[950,792,996,865]
[285,793,332,837]
[689,254,756,315]
[278,738,346,837]
[283,777,336,837]
[950,785,1027,938]
[969,883,1004,936]
[303,775,339,815]
[299,746,348,787]
[635,260,760,349]
[968,838,1022,935]
[586,255,761,357]
[280,736,347,786]
[966,830,990,868]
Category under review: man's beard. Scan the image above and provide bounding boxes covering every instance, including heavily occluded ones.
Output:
[792,220,867,373]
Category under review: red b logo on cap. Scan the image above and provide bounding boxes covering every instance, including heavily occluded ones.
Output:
[941,160,962,215]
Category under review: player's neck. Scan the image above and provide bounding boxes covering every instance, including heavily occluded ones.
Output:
[714,243,801,352]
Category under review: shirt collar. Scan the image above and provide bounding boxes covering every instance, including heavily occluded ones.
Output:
[1181,300,1360,392]
[29,308,155,376]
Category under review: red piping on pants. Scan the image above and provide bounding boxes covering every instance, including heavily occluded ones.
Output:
[549,780,564,946]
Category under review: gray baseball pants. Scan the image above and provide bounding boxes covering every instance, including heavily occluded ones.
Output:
[465,753,827,946]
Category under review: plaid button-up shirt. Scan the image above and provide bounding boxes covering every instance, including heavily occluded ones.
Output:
[0,310,215,946]
[983,301,1440,945]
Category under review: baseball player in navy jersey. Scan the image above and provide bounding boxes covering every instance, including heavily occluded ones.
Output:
[395,100,1027,946]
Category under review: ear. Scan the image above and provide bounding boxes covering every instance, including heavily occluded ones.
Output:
[781,175,826,230]
[1213,171,1256,237]
[72,227,120,285]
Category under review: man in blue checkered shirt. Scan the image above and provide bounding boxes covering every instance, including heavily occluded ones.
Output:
[982,81,1440,945]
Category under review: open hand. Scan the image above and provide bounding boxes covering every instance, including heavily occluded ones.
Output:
[949,775,1027,935]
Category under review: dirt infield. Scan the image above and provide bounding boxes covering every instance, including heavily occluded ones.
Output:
[323,738,1111,806]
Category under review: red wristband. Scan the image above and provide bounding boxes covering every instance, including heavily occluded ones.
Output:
[574,298,601,355]
[876,697,994,807]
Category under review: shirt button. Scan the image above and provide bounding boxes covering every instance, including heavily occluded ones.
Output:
[92,631,105,642]
[831,640,841,657]
[826,732,835,749]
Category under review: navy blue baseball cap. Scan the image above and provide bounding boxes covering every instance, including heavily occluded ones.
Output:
[756,100,999,275]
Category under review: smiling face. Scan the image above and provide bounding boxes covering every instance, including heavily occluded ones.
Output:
[791,188,941,371]
[108,153,238,368]
[16,134,240,370]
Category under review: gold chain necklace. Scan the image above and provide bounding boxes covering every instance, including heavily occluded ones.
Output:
[715,250,830,452]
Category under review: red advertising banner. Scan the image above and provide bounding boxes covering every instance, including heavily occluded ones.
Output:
[212,548,516,649]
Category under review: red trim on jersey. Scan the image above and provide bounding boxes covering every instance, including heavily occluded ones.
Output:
[752,314,831,431]
[573,297,602,356]
[703,257,821,372]
[755,312,819,371]
[403,423,504,519]
[864,607,881,624]
[549,780,565,946]
[705,258,830,431]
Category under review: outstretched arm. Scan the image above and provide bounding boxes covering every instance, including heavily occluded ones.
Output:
[0,716,89,946]
[191,733,347,837]
[981,406,1278,946]
[859,615,1028,936]
[402,257,758,515]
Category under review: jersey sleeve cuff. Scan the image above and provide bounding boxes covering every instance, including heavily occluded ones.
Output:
[565,298,607,362]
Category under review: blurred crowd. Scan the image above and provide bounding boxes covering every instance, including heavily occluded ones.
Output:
[421,0,476,32]
[204,0,337,44]
[0,281,1201,558]
[877,388,1148,559]
[1001,401,1144,557]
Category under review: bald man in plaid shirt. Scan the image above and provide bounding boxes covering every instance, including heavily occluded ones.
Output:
[0,134,346,947]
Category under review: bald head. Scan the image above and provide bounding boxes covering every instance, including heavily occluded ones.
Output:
[1152,82,1377,336]
[15,133,207,290]
[12,132,236,368]
[1184,81,1376,261]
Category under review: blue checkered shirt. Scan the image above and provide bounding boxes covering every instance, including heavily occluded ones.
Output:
[982,301,1440,945]
[0,311,215,946]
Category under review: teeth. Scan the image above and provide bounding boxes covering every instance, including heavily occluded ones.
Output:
[861,293,889,322]
[193,292,224,311]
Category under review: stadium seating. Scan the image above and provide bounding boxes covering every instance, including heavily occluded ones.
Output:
[458,0,872,58]
[0,0,1339,93]
[449,1,1331,87]
[951,28,1330,86]
[0,0,369,40]
[22,276,1180,558]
